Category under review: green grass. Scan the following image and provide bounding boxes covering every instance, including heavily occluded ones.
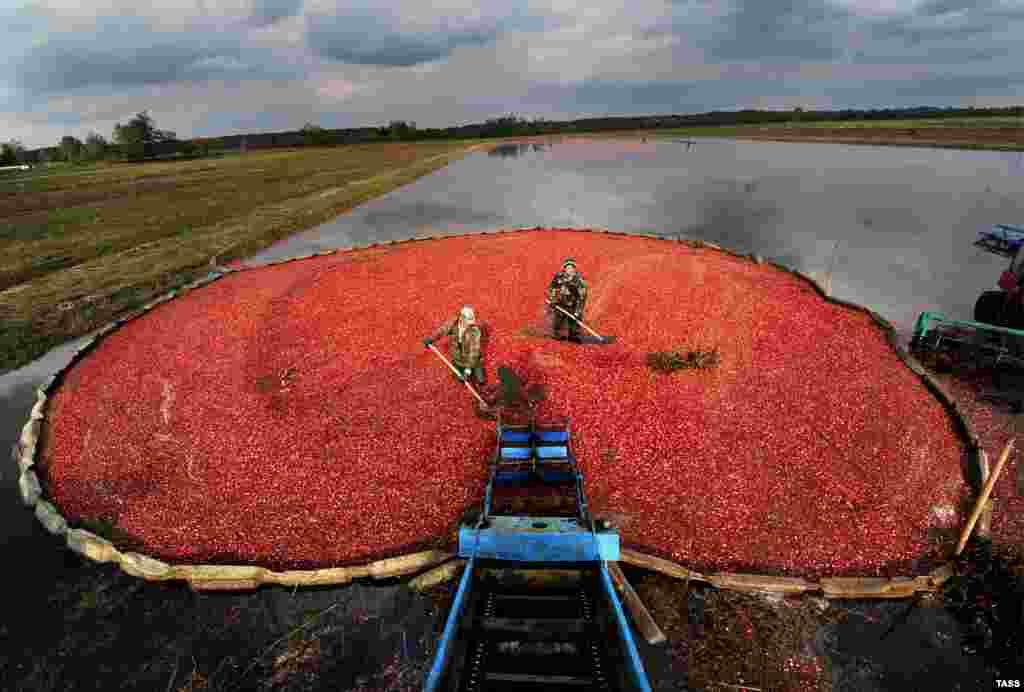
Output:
[0,141,485,372]
[0,207,99,244]
[655,116,1024,151]
[659,116,1024,135]
[783,116,1024,129]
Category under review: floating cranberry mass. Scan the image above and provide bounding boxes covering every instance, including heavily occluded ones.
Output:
[40,229,968,576]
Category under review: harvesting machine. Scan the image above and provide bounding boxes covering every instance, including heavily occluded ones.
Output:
[423,413,653,692]
[911,223,1024,372]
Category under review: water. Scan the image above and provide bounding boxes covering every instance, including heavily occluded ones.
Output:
[249,138,1024,330]
[1,338,88,545]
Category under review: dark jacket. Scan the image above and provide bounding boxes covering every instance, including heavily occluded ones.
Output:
[548,271,588,315]
[429,317,483,369]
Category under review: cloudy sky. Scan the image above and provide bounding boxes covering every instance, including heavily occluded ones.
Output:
[3,0,1023,148]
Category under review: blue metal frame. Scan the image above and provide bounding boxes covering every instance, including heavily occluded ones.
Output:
[462,420,620,561]
[458,516,619,561]
[975,223,1024,258]
[599,563,654,692]
[423,557,476,692]
[427,417,653,691]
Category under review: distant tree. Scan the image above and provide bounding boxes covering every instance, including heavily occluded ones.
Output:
[113,111,177,159]
[200,137,223,156]
[387,120,416,140]
[1,140,25,165]
[480,114,531,137]
[83,132,108,160]
[59,135,84,162]
[178,140,200,157]
[300,122,332,146]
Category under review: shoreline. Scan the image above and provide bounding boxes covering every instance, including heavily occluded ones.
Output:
[647,125,1024,152]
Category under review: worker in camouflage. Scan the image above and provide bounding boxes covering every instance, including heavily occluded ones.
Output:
[548,259,588,342]
[424,305,486,385]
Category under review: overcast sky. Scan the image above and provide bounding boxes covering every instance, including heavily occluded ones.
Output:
[3,0,1023,148]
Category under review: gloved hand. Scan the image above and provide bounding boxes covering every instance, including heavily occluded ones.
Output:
[423,338,433,347]
[463,368,472,381]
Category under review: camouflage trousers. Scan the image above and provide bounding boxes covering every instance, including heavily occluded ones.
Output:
[551,307,581,339]
[451,364,486,386]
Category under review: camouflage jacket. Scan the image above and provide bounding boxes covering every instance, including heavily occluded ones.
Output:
[429,317,483,369]
[548,271,588,314]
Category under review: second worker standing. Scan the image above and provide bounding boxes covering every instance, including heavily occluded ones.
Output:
[548,258,588,342]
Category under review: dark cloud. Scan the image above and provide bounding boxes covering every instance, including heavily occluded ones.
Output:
[867,0,1024,45]
[306,6,546,67]
[871,15,992,45]
[12,17,301,94]
[850,0,1024,66]
[248,0,304,28]
[707,0,852,61]
[307,16,489,66]
[918,0,985,16]
[679,0,1022,68]
[915,0,1020,18]
[17,42,221,93]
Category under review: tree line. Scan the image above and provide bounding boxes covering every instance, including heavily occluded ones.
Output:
[9,104,1024,165]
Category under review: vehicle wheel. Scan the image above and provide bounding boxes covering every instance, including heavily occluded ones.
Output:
[974,290,1007,325]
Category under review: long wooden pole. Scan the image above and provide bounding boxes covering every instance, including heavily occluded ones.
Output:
[546,300,606,340]
[607,562,667,645]
[427,343,487,407]
[956,439,1015,556]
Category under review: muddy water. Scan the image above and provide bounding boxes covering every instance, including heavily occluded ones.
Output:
[3,137,1021,690]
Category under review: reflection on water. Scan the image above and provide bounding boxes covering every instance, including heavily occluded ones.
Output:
[487,143,547,158]
[256,137,1023,332]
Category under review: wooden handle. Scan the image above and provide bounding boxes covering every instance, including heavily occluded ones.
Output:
[427,343,487,406]
[956,439,1014,556]
[607,562,667,645]
[546,301,603,339]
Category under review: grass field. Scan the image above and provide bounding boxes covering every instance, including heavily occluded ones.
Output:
[664,116,1024,131]
[0,141,482,372]
[657,115,1024,150]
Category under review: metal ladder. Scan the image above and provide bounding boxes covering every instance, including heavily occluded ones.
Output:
[447,565,616,692]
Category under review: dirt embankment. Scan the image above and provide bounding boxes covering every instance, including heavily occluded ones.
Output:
[695,126,1024,151]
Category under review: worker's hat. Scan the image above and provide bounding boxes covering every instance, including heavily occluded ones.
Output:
[460,305,476,322]
[562,258,577,269]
